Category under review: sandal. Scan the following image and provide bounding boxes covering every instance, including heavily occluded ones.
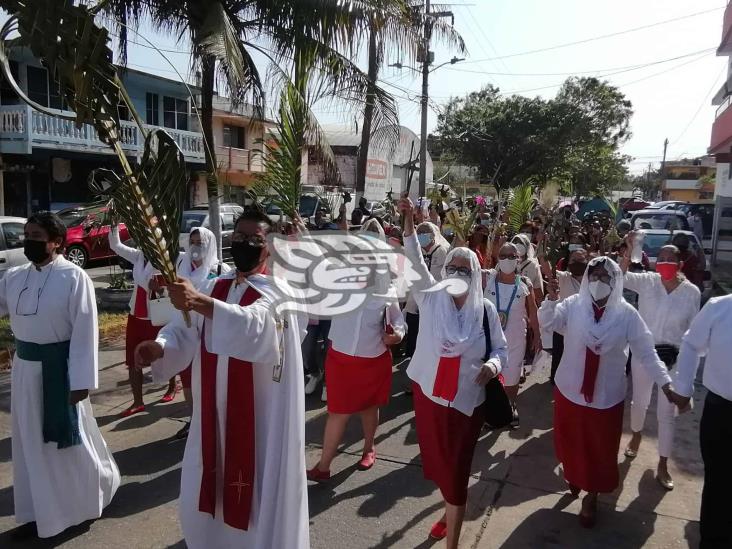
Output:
[306,466,331,482]
[160,386,179,403]
[429,521,447,540]
[120,404,145,418]
[357,451,376,471]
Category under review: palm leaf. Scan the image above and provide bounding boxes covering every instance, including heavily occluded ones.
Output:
[89,129,187,278]
[506,182,534,234]
[444,207,477,243]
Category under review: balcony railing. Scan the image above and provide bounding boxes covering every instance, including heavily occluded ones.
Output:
[215,145,264,172]
[0,104,205,163]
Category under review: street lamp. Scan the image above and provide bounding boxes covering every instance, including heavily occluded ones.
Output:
[390,55,465,198]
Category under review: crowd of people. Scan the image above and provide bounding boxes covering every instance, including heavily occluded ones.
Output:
[1,192,729,549]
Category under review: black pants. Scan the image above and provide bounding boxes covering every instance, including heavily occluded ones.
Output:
[302,320,331,378]
[550,332,564,383]
[700,391,732,549]
[405,312,420,357]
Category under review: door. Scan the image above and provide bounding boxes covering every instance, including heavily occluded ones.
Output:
[0,221,27,276]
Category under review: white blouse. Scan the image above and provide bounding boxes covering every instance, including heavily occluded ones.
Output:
[328,299,406,358]
[676,295,732,401]
[109,226,157,318]
[556,270,582,301]
[403,234,508,416]
[539,295,672,409]
[623,272,700,345]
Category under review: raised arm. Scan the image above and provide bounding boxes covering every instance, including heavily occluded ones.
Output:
[109,225,144,265]
[538,280,570,335]
[399,197,438,294]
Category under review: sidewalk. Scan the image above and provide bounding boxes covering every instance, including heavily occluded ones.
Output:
[0,352,705,548]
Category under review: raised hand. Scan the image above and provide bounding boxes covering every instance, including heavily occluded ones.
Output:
[546,277,560,301]
[134,340,164,369]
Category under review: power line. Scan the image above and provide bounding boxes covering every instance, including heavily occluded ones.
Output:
[460,6,725,64]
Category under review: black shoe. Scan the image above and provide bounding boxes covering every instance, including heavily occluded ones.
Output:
[175,421,190,440]
[11,522,37,541]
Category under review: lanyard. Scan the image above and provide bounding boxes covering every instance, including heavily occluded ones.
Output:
[494,275,519,329]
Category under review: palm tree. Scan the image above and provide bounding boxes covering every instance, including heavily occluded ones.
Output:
[103,0,410,257]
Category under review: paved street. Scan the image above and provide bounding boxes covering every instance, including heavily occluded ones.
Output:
[0,345,706,548]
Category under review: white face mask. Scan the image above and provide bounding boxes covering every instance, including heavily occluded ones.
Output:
[189,244,203,261]
[589,280,612,301]
[497,258,517,274]
[568,244,584,252]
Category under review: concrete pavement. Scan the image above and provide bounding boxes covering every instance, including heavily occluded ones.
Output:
[0,350,705,548]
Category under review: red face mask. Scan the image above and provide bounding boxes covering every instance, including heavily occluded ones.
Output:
[655,262,679,281]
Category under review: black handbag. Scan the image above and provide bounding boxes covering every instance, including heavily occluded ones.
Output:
[482,306,514,428]
[655,344,679,370]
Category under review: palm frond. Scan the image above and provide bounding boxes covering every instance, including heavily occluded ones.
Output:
[444,207,477,243]
[506,182,534,234]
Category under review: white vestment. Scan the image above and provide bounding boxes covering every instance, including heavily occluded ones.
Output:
[0,256,120,538]
[152,272,309,549]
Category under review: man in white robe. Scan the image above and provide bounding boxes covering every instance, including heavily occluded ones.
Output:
[135,210,309,549]
[0,212,119,539]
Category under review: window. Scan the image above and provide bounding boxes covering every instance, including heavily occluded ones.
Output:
[117,100,130,121]
[223,125,246,149]
[2,223,25,249]
[0,60,19,105]
[163,96,189,131]
[221,213,235,231]
[26,66,49,107]
[146,93,159,125]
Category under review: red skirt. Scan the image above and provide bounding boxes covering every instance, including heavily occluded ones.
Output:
[412,382,485,505]
[125,315,162,368]
[553,387,624,493]
[325,345,392,414]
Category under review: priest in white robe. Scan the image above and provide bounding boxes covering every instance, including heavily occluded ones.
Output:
[0,212,119,539]
[135,210,309,549]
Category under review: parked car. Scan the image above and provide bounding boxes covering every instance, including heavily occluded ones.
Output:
[178,203,244,259]
[640,229,712,300]
[645,200,689,210]
[0,216,28,278]
[674,202,715,238]
[630,209,690,232]
[264,194,341,225]
[57,203,130,268]
[719,205,732,236]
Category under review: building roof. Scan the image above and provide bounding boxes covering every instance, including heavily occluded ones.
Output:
[320,124,363,147]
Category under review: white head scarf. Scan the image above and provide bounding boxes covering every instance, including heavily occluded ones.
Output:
[359,218,386,240]
[511,233,535,260]
[430,246,484,357]
[417,221,450,252]
[178,226,219,287]
[576,256,625,355]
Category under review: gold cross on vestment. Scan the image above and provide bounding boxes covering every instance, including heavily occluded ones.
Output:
[230,470,250,504]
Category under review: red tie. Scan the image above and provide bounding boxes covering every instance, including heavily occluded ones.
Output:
[432,356,461,402]
[199,278,260,530]
[581,305,606,404]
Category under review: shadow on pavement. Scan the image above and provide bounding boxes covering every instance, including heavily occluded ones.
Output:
[96,400,188,430]
[112,436,185,477]
[0,520,93,548]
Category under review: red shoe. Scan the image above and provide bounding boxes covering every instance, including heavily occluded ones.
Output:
[160,386,179,403]
[306,466,331,482]
[120,405,145,418]
[357,451,376,471]
[429,521,447,540]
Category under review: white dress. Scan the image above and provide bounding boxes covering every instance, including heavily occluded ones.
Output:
[484,271,530,386]
[0,256,120,538]
[151,272,310,549]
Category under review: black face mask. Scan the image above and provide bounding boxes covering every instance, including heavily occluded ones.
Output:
[568,261,588,277]
[24,239,51,264]
[231,241,264,273]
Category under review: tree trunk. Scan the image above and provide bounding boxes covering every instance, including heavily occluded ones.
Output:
[201,55,222,260]
[355,25,378,204]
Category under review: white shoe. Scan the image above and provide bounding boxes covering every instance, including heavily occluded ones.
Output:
[321,386,328,402]
[305,374,321,395]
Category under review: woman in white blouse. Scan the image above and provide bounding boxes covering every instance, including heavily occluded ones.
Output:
[539,256,683,528]
[621,243,700,491]
[109,225,177,417]
[307,218,406,480]
[400,197,508,549]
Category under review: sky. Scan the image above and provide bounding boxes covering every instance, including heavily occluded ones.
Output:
[8,0,727,176]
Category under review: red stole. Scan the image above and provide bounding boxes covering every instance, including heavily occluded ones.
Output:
[581,304,606,404]
[432,356,461,401]
[199,277,260,531]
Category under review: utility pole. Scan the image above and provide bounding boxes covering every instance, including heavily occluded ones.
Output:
[418,0,431,199]
[660,137,669,201]
[417,2,454,199]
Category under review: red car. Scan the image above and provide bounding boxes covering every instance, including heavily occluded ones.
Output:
[57,204,129,268]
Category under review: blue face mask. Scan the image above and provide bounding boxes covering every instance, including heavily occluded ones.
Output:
[417,233,433,248]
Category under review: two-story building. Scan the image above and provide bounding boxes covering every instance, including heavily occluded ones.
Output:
[0,49,209,216]
[661,156,716,201]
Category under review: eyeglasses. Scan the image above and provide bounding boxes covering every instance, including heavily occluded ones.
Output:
[16,264,54,316]
[445,265,472,277]
[588,273,612,284]
[231,234,266,246]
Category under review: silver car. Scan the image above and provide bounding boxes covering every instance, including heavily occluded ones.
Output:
[0,216,27,278]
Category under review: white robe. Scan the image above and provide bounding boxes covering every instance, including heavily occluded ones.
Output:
[152,272,309,549]
[0,256,120,538]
